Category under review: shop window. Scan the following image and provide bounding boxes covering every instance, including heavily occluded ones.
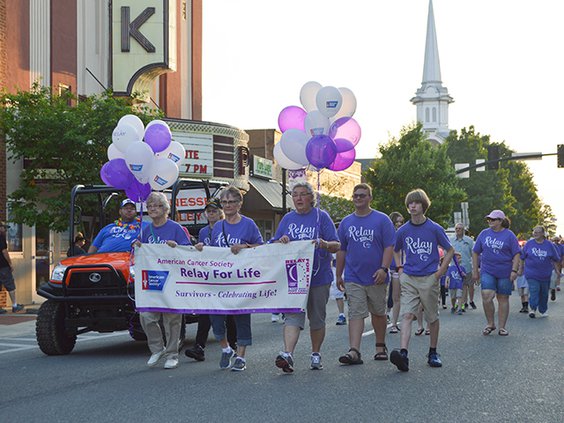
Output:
[6,206,22,252]
[255,220,273,242]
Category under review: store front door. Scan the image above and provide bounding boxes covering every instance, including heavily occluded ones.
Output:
[34,225,52,291]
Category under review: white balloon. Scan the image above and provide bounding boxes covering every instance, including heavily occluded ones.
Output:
[107,143,125,160]
[330,87,357,122]
[304,111,330,137]
[279,129,309,166]
[112,123,142,153]
[299,81,322,112]
[156,141,185,163]
[148,158,179,190]
[273,143,305,170]
[125,142,155,183]
[316,86,343,118]
[118,114,144,140]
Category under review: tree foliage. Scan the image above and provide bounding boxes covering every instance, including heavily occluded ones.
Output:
[364,123,465,227]
[444,126,544,238]
[319,194,354,223]
[0,84,160,231]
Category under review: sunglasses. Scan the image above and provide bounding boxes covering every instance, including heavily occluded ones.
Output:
[352,193,368,199]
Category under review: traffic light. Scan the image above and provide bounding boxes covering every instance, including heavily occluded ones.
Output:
[558,144,564,168]
[487,145,500,170]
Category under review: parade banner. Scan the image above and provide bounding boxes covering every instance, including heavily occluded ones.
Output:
[134,240,315,314]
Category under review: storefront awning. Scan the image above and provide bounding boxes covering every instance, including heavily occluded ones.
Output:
[247,178,294,211]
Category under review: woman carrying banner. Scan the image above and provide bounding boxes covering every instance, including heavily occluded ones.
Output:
[271,181,340,373]
[134,192,192,370]
[196,186,263,371]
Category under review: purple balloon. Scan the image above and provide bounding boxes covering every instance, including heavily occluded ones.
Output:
[278,106,306,132]
[328,117,361,146]
[125,179,152,202]
[334,138,355,153]
[306,135,337,169]
[144,123,172,153]
[329,148,356,171]
[100,159,135,189]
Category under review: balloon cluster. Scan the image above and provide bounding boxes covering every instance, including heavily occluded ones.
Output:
[100,115,185,202]
[274,81,360,171]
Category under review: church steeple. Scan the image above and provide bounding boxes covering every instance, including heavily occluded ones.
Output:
[410,0,453,144]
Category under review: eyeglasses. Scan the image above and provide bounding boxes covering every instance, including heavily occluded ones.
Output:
[220,200,240,206]
[291,193,312,198]
[147,204,165,209]
[352,193,368,199]
[486,218,500,222]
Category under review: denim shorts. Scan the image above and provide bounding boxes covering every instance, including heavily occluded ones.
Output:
[480,272,512,295]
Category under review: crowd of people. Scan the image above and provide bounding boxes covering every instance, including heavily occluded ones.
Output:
[41,182,562,373]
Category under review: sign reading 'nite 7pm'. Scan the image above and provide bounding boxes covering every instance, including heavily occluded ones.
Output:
[172,132,214,176]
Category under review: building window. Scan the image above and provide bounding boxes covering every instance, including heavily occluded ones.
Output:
[425,108,430,122]
[432,107,437,123]
[255,220,273,242]
[6,205,23,252]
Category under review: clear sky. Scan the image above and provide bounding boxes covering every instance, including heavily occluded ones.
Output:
[201,0,564,233]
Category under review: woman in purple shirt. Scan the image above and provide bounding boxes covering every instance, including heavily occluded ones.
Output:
[472,210,520,336]
[520,226,561,318]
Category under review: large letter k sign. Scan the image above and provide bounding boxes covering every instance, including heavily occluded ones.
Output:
[121,6,156,53]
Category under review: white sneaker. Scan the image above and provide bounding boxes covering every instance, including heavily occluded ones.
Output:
[164,357,179,369]
[539,312,548,318]
[528,310,536,318]
[271,314,279,323]
[147,349,166,367]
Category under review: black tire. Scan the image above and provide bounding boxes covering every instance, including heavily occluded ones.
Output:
[36,301,77,355]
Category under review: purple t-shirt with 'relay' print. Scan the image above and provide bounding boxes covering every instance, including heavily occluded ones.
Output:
[210,216,263,248]
[272,208,338,287]
[473,228,520,278]
[521,239,561,281]
[394,218,452,277]
[338,210,395,285]
[141,220,191,245]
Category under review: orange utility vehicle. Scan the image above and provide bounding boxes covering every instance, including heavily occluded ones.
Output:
[36,180,224,355]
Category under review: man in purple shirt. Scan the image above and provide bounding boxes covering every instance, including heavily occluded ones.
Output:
[336,183,395,365]
[390,189,454,372]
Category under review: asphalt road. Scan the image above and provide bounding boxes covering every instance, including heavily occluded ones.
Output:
[1,292,562,423]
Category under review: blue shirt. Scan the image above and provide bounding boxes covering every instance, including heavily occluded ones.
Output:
[210,216,263,247]
[473,228,520,279]
[272,208,338,287]
[140,220,191,245]
[394,218,452,276]
[198,225,213,245]
[92,220,148,252]
[446,264,466,290]
[338,210,395,285]
[521,239,560,281]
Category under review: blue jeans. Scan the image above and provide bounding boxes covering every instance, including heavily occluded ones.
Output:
[480,272,512,295]
[210,314,252,346]
[527,278,550,313]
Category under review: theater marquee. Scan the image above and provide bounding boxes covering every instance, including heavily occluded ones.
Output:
[110,0,176,96]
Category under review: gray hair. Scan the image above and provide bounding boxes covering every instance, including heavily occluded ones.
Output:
[220,185,244,202]
[291,181,317,207]
[146,191,171,214]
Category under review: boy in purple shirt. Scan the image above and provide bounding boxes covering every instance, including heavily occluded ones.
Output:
[336,183,395,365]
[390,189,454,372]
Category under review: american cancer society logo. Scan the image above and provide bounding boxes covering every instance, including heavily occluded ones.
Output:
[285,258,310,294]
[141,270,169,291]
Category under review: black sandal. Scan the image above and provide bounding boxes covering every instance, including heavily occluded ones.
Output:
[339,347,363,365]
[374,343,388,361]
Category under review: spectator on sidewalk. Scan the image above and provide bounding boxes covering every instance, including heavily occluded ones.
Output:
[0,222,25,314]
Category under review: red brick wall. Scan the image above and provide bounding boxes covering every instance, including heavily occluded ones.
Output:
[0,0,7,220]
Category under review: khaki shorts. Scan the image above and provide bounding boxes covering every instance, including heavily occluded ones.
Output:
[284,284,331,331]
[400,273,440,324]
[345,282,387,319]
[462,273,474,287]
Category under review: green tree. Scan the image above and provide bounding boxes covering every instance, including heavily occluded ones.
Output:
[444,127,516,236]
[0,84,160,231]
[444,127,544,238]
[364,123,465,227]
[539,204,557,238]
[319,194,354,223]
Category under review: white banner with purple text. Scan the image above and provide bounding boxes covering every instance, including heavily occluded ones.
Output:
[134,241,315,314]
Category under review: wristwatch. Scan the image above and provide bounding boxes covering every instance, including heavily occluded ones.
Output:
[380,267,389,272]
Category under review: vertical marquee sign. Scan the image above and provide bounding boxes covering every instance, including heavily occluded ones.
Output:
[110,0,177,96]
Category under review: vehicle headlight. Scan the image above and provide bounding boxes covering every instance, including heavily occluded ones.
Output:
[51,264,68,282]
[129,266,135,281]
